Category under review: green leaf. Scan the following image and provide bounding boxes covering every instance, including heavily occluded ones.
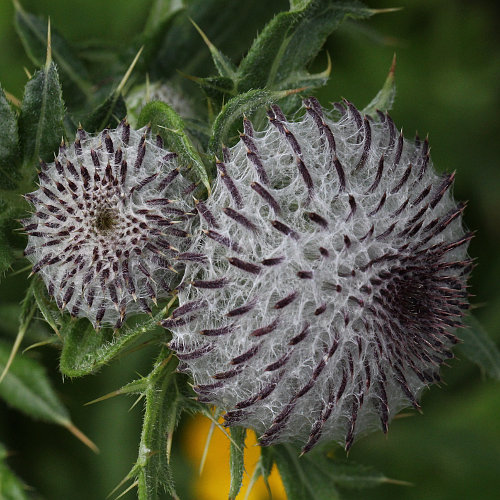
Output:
[0,339,69,423]
[138,101,210,192]
[0,443,29,500]
[362,54,397,117]
[0,339,97,451]
[456,315,500,380]
[228,427,246,500]
[208,89,290,155]
[273,445,341,500]
[18,61,65,164]
[13,0,92,107]
[0,87,21,190]
[59,308,166,378]
[236,0,373,93]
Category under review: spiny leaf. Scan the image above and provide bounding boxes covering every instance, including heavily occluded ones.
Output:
[457,314,500,380]
[236,0,373,93]
[363,53,397,117]
[208,88,293,155]
[228,427,246,500]
[0,87,21,190]
[85,377,149,406]
[18,60,65,164]
[138,100,210,192]
[13,0,92,106]
[59,307,167,378]
[135,350,179,500]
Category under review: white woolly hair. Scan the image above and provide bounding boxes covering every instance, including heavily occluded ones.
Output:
[126,80,196,127]
[23,122,196,329]
[166,98,472,452]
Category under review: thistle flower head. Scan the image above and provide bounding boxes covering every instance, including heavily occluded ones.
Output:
[166,98,472,452]
[23,121,196,329]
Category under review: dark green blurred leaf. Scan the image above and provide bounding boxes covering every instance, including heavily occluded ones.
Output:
[0,205,28,283]
[83,48,143,132]
[0,231,15,282]
[273,444,341,500]
[59,309,166,378]
[0,304,22,337]
[143,0,184,35]
[259,445,274,481]
[228,427,246,500]
[0,87,21,190]
[191,19,237,79]
[236,0,372,93]
[362,54,396,117]
[152,0,288,80]
[13,0,92,107]
[138,100,210,191]
[82,92,126,133]
[457,315,500,380]
[0,339,69,424]
[18,61,65,164]
[128,6,182,76]
[318,461,395,489]
[0,443,29,500]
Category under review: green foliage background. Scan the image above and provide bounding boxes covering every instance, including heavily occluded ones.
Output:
[0,0,499,498]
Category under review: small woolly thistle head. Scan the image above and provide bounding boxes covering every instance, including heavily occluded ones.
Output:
[22,121,197,329]
[166,98,472,453]
[126,81,196,127]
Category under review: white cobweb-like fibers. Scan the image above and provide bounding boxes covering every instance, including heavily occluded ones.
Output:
[166,98,472,452]
[23,121,197,329]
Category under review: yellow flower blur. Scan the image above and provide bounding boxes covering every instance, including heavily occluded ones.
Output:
[183,415,287,499]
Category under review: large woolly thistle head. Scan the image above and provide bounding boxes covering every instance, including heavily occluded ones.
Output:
[22,121,197,329]
[166,98,472,452]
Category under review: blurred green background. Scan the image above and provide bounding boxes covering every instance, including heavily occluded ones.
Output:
[0,0,499,498]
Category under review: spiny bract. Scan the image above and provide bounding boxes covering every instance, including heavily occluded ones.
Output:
[166,98,472,453]
[23,121,197,329]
